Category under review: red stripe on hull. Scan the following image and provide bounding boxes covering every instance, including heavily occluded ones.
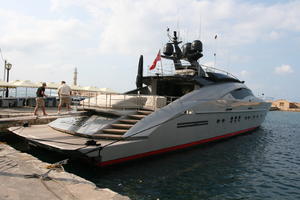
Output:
[98,126,258,167]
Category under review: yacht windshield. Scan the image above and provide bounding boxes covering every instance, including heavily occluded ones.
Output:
[230,88,254,99]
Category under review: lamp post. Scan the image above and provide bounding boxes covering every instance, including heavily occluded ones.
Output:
[5,62,12,98]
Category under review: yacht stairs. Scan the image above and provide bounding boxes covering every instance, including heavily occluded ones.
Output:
[96,110,153,140]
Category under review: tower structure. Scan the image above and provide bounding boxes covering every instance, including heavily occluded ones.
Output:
[73,67,78,86]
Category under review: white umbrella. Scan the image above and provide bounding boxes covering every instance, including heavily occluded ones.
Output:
[45,82,60,89]
[0,80,14,88]
[12,80,38,88]
[71,85,84,91]
[82,86,100,92]
[99,87,117,94]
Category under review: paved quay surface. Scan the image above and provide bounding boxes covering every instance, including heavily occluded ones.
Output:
[0,106,84,117]
[0,107,86,132]
[0,107,130,200]
[0,143,130,200]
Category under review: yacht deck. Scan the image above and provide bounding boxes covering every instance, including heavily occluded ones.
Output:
[9,124,127,151]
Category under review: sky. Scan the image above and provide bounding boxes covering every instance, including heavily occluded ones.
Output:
[0,0,299,101]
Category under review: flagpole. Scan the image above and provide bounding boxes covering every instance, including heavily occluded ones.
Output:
[149,50,161,73]
[160,50,163,76]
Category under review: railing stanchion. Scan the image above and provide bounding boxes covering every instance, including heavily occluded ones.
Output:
[123,94,125,110]
[82,94,85,109]
[95,91,98,108]
[109,94,112,108]
[88,92,91,107]
[105,93,107,109]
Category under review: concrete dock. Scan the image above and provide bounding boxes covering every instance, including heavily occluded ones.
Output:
[0,107,130,200]
[0,143,129,200]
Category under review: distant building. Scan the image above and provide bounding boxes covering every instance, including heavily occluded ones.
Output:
[271,99,300,111]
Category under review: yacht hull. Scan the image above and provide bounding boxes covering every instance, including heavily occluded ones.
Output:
[98,126,258,166]
[89,109,268,166]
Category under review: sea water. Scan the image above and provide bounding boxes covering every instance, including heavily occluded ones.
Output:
[2,88,57,98]
[1,111,300,200]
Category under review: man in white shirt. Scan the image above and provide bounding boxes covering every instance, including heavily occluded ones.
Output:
[57,81,72,113]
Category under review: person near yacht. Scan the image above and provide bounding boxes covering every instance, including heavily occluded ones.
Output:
[57,81,72,113]
[33,82,48,116]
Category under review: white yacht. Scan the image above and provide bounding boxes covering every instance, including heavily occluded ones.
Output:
[9,31,271,166]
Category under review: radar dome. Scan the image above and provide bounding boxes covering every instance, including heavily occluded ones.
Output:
[163,43,174,56]
[191,40,202,52]
[182,42,192,57]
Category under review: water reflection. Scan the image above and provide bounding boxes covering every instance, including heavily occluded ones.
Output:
[49,115,115,136]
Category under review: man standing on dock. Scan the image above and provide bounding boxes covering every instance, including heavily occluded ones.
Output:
[33,82,48,116]
[57,81,72,114]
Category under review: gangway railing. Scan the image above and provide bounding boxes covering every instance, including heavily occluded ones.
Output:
[79,93,178,111]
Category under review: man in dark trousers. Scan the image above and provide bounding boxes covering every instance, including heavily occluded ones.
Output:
[33,82,48,116]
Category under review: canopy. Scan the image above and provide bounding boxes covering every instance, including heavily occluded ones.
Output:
[99,87,117,94]
[81,86,101,92]
[44,82,60,89]
[0,80,117,94]
[0,80,14,87]
[11,80,38,88]
[70,85,83,91]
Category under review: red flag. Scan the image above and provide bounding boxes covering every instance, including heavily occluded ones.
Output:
[149,50,161,70]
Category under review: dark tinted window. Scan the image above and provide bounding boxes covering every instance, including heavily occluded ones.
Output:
[230,88,254,99]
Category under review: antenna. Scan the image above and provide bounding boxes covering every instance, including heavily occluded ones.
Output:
[198,13,202,40]
[176,9,181,40]
[226,48,231,69]
[214,34,218,67]
[176,17,180,40]
[0,48,5,63]
[0,48,6,82]
[186,28,190,43]
[167,27,172,41]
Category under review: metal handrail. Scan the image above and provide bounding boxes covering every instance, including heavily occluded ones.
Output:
[200,64,240,80]
[147,62,240,81]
